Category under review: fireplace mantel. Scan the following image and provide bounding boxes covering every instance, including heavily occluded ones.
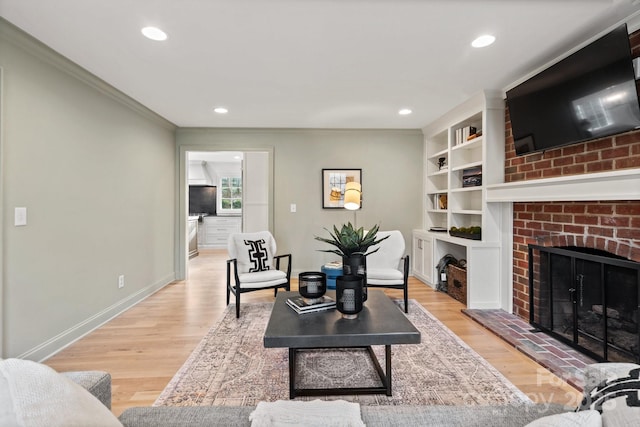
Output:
[485,169,640,202]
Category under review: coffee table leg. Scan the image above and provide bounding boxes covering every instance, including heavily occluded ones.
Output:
[385,345,392,396]
[289,348,296,399]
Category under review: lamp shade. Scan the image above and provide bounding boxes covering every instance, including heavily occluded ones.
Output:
[343,182,361,210]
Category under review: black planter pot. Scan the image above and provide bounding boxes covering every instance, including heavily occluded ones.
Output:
[335,275,364,319]
[342,253,367,302]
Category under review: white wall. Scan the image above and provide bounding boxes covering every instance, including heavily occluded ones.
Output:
[0,20,177,359]
[177,128,423,273]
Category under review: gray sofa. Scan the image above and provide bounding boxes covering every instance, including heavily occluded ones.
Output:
[74,371,567,426]
[5,360,640,426]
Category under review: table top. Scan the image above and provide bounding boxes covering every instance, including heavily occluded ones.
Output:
[264,290,420,349]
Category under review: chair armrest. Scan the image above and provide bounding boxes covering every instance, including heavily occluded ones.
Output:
[62,371,112,409]
[274,253,292,279]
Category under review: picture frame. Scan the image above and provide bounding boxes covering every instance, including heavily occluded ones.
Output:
[322,169,362,209]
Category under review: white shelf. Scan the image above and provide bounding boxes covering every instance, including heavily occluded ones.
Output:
[428,147,449,159]
[450,186,482,193]
[451,160,482,172]
[427,169,448,177]
[451,136,483,151]
[451,209,483,215]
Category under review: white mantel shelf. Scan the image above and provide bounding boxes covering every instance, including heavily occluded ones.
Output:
[485,169,640,202]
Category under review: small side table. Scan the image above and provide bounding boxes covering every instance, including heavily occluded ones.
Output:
[321,264,342,290]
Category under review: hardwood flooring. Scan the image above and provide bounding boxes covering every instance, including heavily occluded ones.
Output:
[44,249,581,416]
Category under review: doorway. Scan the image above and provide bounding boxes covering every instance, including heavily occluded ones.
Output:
[177,148,273,280]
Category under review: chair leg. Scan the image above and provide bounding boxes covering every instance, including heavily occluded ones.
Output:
[236,289,241,318]
[226,284,231,306]
[404,285,409,313]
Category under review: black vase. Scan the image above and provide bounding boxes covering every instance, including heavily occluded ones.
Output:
[298,271,326,302]
[335,275,364,319]
[342,253,367,302]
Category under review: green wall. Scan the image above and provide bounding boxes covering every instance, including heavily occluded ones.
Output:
[177,128,423,273]
[0,19,177,359]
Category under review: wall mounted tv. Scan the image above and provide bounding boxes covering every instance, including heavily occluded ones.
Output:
[189,185,217,215]
[506,24,640,156]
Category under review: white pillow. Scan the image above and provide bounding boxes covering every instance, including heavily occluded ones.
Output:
[0,358,122,427]
[232,232,275,274]
[525,410,601,427]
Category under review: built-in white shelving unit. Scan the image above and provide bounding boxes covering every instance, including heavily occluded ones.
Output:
[414,90,510,310]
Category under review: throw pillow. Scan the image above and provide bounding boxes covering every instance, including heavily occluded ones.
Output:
[232,232,275,274]
[525,410,601,427]
[577,366,640,426]
[0,358,122,427]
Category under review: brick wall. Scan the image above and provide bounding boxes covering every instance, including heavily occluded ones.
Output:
[512,201,640,319]
[506,29,640,321]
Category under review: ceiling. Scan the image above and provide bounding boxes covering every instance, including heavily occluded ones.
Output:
[2,0,640,129]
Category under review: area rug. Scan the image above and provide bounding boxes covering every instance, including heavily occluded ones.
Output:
[154,300,531,407]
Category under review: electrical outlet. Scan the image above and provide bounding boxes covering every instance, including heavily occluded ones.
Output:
[118,275,125,289]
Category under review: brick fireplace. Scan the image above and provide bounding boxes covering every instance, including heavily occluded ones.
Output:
[511,200,640,320]
[500,25,640,323]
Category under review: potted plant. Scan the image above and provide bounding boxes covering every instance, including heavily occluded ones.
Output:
[315,222,388,259]
[315,222,389,300]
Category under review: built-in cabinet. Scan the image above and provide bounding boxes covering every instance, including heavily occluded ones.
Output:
[197,216,241,249]
[412,231,433,285]
[413,90,509,309]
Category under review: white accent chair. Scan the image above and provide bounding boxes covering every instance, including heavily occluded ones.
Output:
[226,231,291,318]
[365,230,410,313]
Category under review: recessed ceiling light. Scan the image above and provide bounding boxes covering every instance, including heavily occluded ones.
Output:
[398,108,412,115]
[141,26,167,41]
[471,34,495,48]
[213,107,229,114]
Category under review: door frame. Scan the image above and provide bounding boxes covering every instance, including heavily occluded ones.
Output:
[175,145,274,280]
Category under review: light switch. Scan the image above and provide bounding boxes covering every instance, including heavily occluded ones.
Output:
[290,204,296,213]
[15,207,27,226]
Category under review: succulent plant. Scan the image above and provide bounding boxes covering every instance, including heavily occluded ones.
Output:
[315,222,388,258]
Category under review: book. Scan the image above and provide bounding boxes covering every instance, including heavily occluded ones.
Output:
[286,295,336,314]
[286,300,336,314]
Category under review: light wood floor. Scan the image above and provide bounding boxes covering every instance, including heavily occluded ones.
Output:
[44,249,581,416]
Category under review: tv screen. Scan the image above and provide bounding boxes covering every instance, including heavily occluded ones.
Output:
[189,185,216,215]
[507,24,640,156]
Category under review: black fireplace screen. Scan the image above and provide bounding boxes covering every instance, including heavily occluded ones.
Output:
[529,244,640,363]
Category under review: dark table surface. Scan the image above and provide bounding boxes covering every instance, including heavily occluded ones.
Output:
[264,290,420,348]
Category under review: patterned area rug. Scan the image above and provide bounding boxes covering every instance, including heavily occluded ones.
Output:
[154,300,531,407]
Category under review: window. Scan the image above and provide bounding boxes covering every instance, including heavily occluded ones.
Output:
[220,176,242,213]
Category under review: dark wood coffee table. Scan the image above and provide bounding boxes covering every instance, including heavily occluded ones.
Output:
[263,290,420,398]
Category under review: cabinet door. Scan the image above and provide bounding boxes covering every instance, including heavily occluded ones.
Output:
[422,236,433,285]
[412,236,424,276]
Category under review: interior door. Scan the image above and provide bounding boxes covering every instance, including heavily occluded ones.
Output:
[242,151,269,232]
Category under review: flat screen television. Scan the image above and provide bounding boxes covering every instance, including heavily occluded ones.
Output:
[506,24,640,156]
[189,185,216,215]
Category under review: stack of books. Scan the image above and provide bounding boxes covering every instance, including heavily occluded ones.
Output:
[455,126,478,145]
[286,295,336,314]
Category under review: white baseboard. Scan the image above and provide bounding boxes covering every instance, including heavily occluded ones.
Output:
[21,273,176,362]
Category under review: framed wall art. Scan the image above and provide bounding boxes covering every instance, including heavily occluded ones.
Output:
[321,169,362,209]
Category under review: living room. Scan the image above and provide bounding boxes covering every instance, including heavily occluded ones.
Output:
[2,1,640,425]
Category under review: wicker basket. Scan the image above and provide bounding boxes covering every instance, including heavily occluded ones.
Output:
[447,264,467,305]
